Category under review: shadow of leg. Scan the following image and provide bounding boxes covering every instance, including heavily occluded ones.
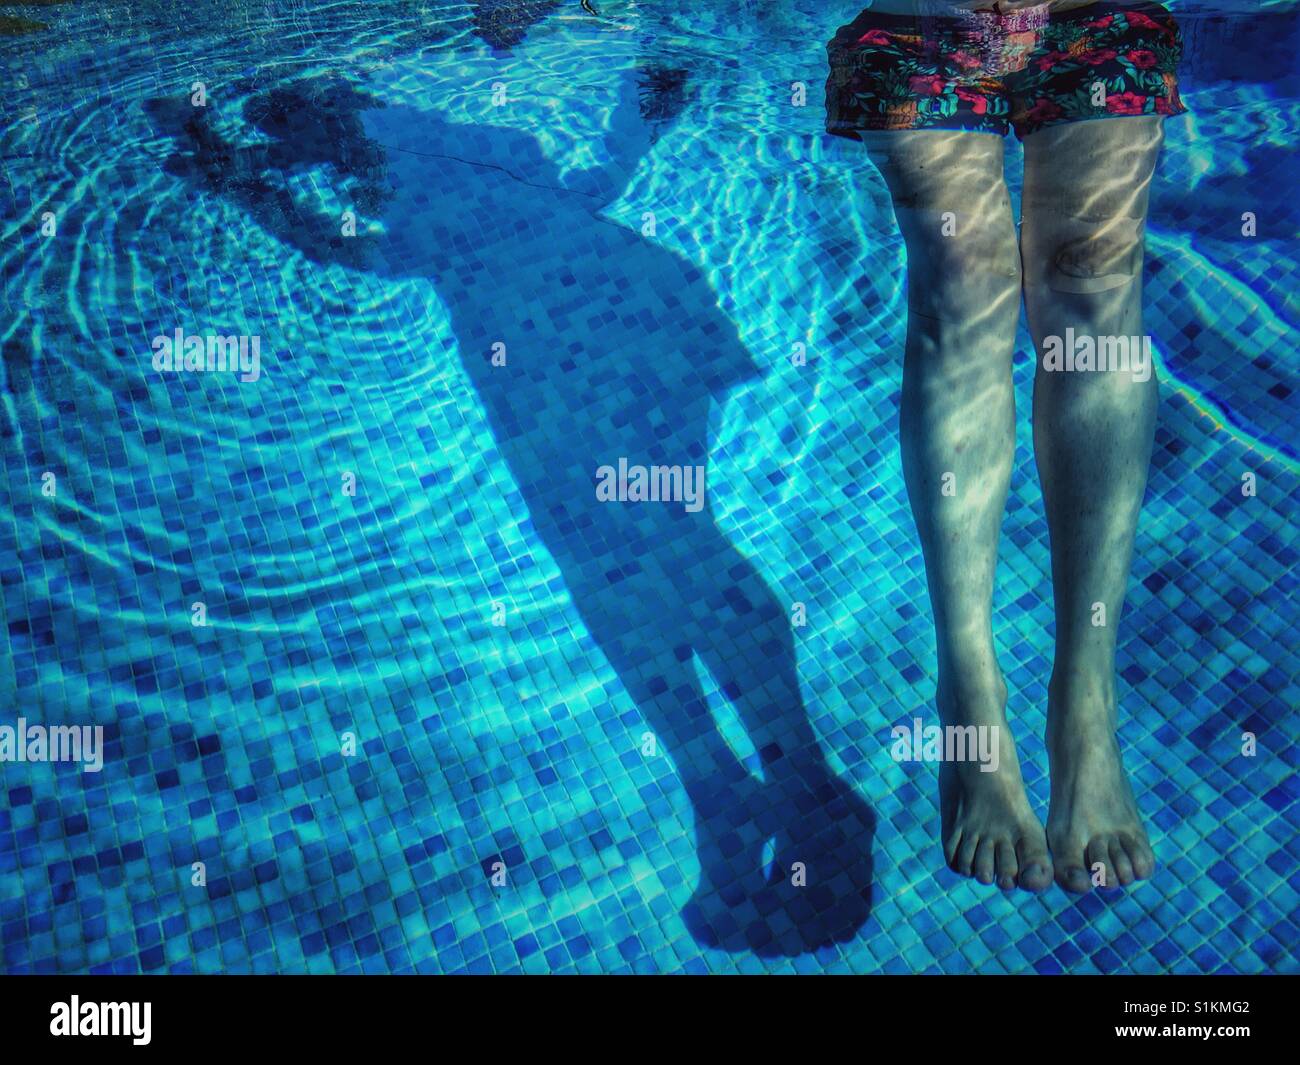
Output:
[683,538,876,956]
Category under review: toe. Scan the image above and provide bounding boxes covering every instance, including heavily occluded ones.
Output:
[944,829,963,873]
[1108,839,1135,886]
[1123,834,1156,880]
[994,840,1018,891]
[972,838,997,885]
[1052,835,1091,892]
[1015,838,1052,892]
[957,833,979,878]
[1086,838,1115,890]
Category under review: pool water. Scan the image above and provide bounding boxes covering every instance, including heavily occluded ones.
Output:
[0,0,1297,973]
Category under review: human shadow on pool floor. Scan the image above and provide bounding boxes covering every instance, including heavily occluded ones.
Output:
[143,71,875,957]
[470,0,561,52]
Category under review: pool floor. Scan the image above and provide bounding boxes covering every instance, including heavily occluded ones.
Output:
[0,0,1297,973]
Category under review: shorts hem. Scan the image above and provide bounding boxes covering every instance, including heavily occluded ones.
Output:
[827,102,1189,142]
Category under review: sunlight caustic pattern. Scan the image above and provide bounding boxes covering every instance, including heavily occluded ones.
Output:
[0,0,1296,972]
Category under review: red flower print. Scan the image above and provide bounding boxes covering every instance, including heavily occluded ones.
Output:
[1087,14,1115,29]
[950,50,981,71]
[855,29,893,46]
[1127,49,1157,69]
[1079,48,1118,66]
[1035,50,1069,73]
[909,74,946,96]
[1021,98,1063,125]
[1107,92,1148,115]
[1124,12,1165,32]
[955,86,987,114]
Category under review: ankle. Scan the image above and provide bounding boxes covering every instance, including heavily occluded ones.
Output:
[935,672,1008,725]
[1047,669,1118,742]
[1048,665,1116,706]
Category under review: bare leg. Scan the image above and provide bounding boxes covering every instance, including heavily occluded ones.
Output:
[863,130,1051,892]
[1021,116,1164,892]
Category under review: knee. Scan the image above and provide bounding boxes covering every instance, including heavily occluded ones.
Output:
[940,232,1022,288]
[1028,213,1146,295]
[903,228,1022,323]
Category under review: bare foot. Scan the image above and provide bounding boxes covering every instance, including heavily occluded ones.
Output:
[1046,680,1155,893]
[937,679,1053,892]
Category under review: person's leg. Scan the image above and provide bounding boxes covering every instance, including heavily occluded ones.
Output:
[1020,115,1164,892]
[863,129,1051,891]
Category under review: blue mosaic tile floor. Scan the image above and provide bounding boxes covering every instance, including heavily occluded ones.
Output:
[1,0,1297,973]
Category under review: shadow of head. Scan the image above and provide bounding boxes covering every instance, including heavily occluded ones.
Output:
[472,0,562,53]
[143,79,388,186]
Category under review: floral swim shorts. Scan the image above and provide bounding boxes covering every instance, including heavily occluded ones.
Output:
[825,2,1187,140]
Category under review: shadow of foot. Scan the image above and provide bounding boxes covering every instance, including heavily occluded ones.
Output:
[683,753,875,957]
